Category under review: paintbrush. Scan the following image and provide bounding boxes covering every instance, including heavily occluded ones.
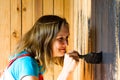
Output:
[78,52,102,64]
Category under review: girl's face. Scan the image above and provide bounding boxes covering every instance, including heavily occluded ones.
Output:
[52,24,69,57]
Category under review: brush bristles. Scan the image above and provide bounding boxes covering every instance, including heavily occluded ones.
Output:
[78,52,102,64]
[84,52,102,64]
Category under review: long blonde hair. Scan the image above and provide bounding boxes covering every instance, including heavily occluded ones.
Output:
[14,15,69,71]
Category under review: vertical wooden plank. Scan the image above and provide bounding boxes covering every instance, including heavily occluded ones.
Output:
[73,0,81,80]
[94,0,102,79]
[0,0,10,69]
[81,0,88,56]
[81,0,91,80]
[108,0,118,80]
[77,0,84,79]
[73,0,82,50]
[33,0,43,22]
[22,0,34,35]
[54,0,63,16]
[115,1,120,80]
[100,0,109,80]
[10,0,22,53]
[86,0,94,80]
[90,0,96,53]
[90,0,96,80]
[43,0,54,15]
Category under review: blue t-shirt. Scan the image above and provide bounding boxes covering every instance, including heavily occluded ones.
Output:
[7,51,41,80]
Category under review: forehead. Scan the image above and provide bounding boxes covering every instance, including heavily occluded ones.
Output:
[57,24,69,36]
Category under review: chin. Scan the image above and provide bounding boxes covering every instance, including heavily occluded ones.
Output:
[54,53,65,57]
[59,52,65,57]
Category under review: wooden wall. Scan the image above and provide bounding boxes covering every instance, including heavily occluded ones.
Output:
[0,0,74,79]
[0,0,120,80]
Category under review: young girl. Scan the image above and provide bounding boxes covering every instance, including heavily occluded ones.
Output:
[5,15,79,80]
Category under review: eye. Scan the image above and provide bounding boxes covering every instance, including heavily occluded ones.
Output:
[56,36,69,43]
[57,37,64,42]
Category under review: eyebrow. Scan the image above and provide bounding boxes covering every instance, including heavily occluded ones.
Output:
[57,33,70,36]
[56,35,69,38]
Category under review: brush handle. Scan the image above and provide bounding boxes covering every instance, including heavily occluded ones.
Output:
[78,54,87,59]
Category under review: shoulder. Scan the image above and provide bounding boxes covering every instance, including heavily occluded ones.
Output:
[11,56,39,72]
[8,56,39,80]
[9,51,39,69]
[16,56,37,64]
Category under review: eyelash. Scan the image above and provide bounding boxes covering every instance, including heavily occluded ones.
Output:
[56,37,69,42]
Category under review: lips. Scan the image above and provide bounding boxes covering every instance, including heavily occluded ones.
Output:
[60,49,66,53]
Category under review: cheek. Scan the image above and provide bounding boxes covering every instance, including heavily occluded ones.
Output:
[52,42,62,57]
[52,42,58,53]
[52,42,60,52]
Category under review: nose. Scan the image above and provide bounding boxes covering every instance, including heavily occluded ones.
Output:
[63,40,68,47]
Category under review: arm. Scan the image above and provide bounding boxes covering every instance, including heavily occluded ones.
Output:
[21,76,39,80]
[57,68,74,80]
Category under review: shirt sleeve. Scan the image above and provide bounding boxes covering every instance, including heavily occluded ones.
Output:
[14,56,39,80]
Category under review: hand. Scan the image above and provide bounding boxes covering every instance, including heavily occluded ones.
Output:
[63,50,79,73]
[57,50,79,80]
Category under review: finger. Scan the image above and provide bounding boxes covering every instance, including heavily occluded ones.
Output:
[68,51,79,61]
[71,56,79,62]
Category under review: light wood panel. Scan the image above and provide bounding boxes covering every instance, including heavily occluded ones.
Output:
[22,0,34,35]
[43,0,54,15]
[0,0,11,70]
[34,0,43,22]
[10,0,22,53]
[73,0,82,80]
[54,0,64,16]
